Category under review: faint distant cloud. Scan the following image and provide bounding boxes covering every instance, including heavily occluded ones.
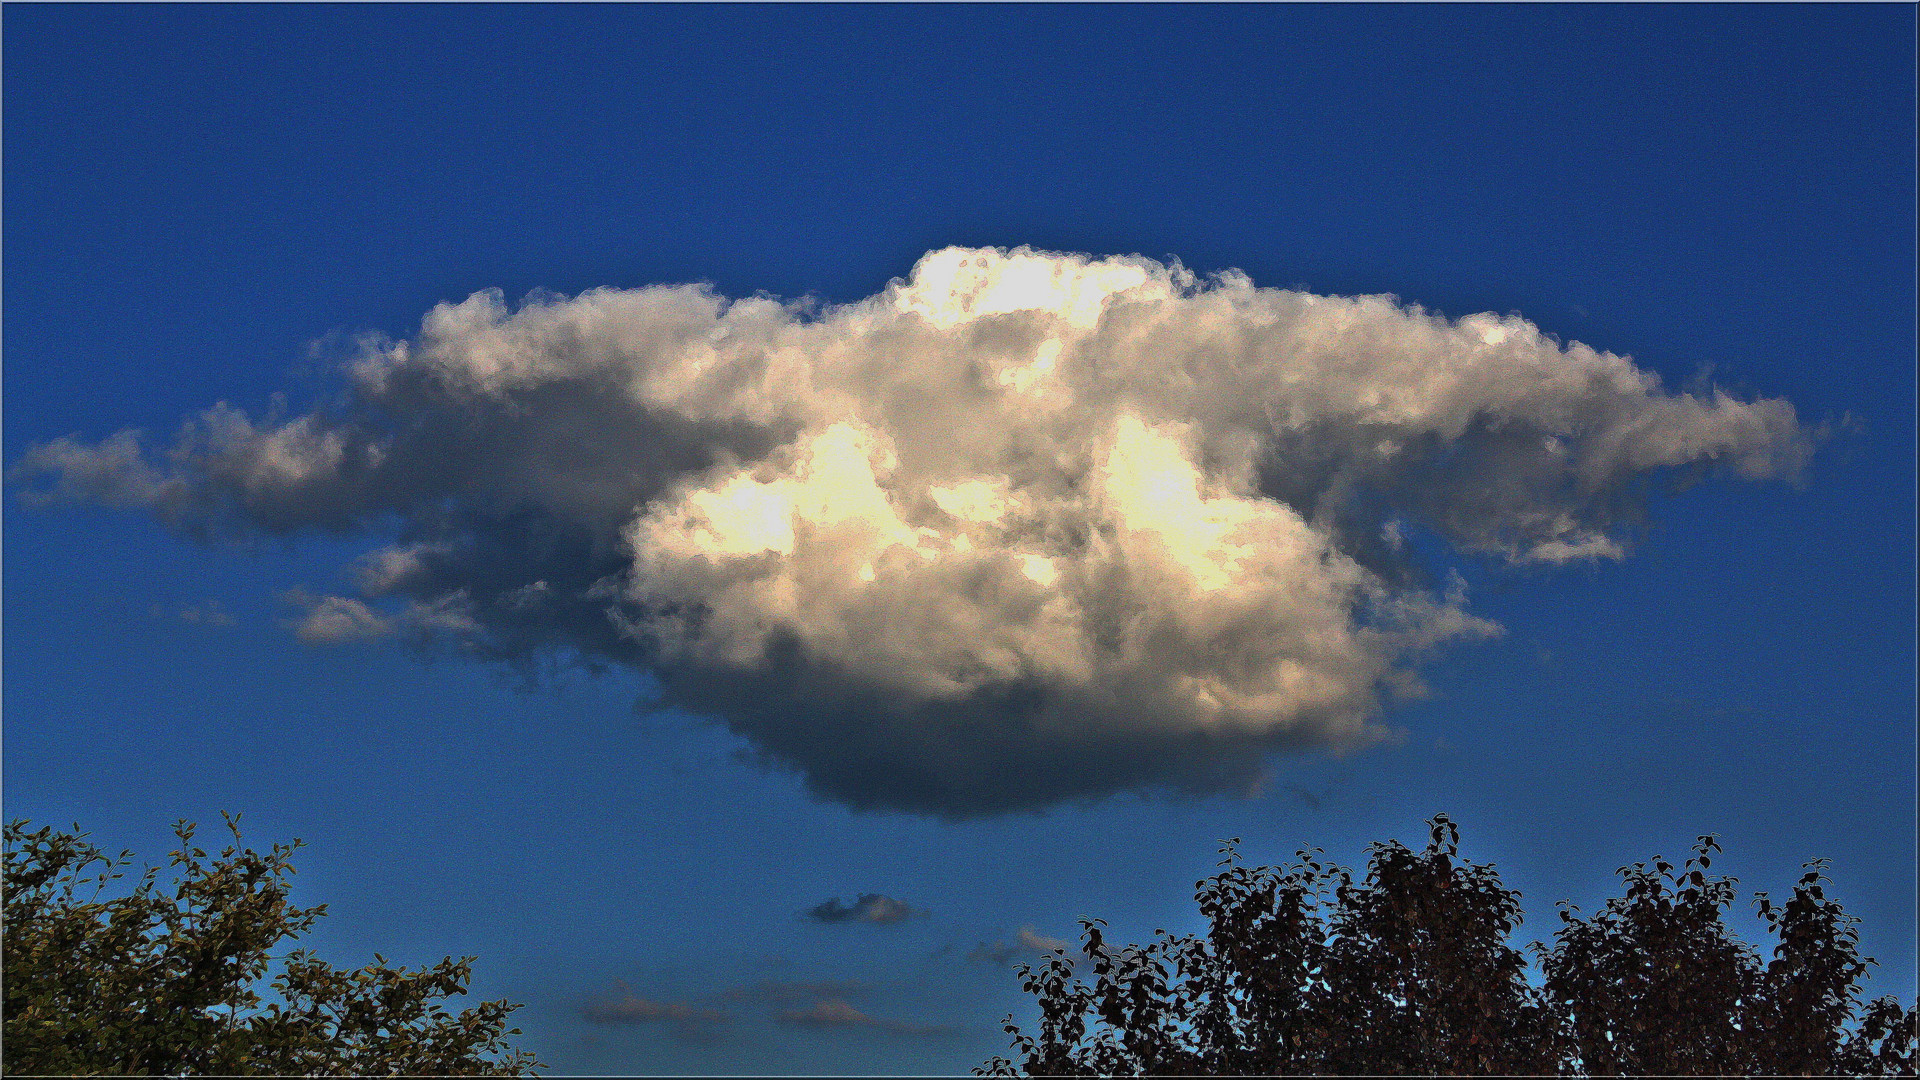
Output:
[280,586,478,644]
[968,941,1018,967]
[719,978,870,1005]
[1018,925,1069,952]
[580,984,729,1043]
[151,599,237,627]
[582,994,725,1025]
[287,593,390,643]
[1284,783,1324,811]
[776,997,956,1037]
[1656,695,1756,724]
[969,924,1069,966]
[805,893,925,925]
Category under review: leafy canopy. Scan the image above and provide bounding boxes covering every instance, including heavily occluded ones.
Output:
[982,815,1916,1076]
[3,815,542,1076]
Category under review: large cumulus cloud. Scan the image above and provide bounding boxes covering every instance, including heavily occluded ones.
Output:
[11,246,1814,816]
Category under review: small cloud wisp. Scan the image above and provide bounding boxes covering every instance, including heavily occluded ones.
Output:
[776,997,957,1038]
[970,925,1071,967]
[805,893,926,925]
[580,985,729,1044]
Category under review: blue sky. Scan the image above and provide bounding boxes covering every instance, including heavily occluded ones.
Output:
[4,5,1913,1074]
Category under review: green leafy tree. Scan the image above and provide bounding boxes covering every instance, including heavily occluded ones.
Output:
[3,816,542,1076]
[983,816,1916,1076]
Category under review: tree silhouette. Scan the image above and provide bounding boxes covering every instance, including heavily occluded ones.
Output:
[3,816,542,1076]
[982,816,1915,1076]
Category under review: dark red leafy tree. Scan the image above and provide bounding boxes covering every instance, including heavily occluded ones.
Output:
[1539,837,1762,1074]
[983,817,1916,1076]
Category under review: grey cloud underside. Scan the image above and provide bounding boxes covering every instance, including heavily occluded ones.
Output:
[10,247,1815,816]
[681,646,1322,817]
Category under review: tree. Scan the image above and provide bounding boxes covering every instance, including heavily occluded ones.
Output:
[1315,818,1560,1075]
[1541,842,1916,1076]
[3,816,542,1076]
[1539,838,1757,1074]
[982,816,1916,1077]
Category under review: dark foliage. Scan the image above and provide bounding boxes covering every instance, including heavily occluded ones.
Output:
[983,815,1915,1076]
[3,816,541,1076]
